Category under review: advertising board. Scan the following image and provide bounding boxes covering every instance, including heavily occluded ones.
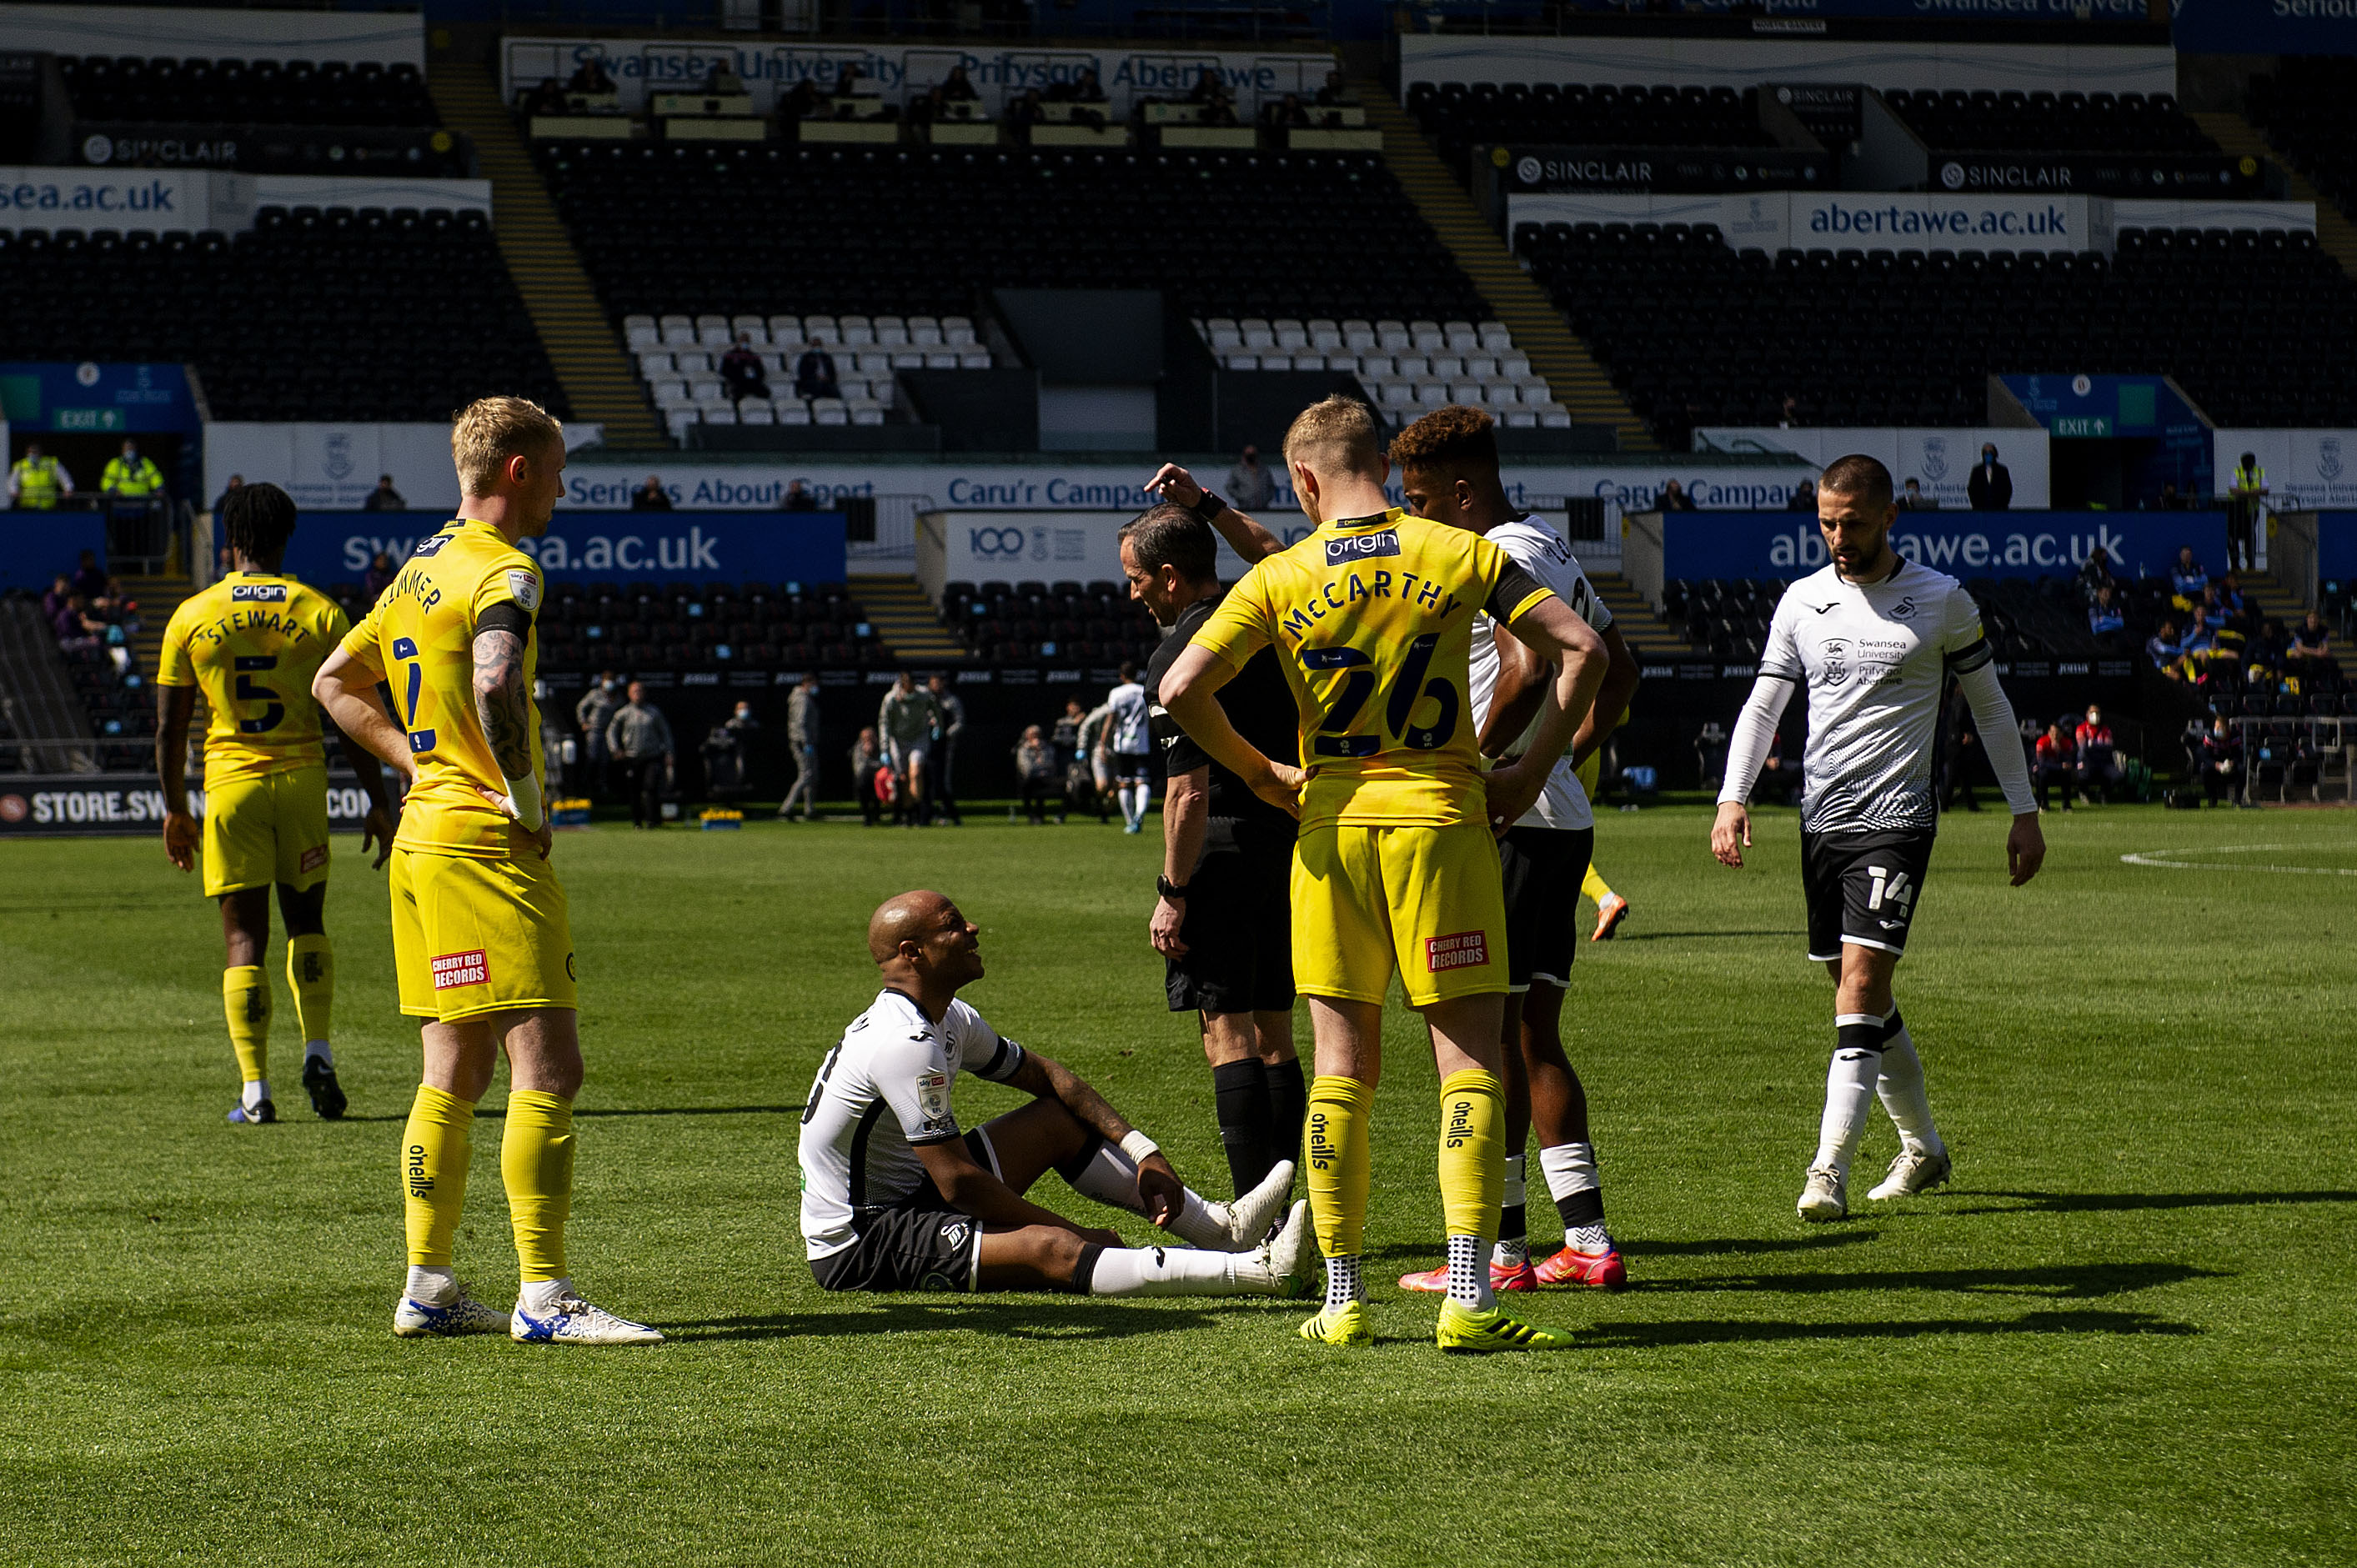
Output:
[273,511,848,589]
[1663,508,2225,583]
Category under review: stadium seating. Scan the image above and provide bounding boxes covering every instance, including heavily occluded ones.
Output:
[624,312,995,443]
[1879,89,2217,155]
[1514,220,2357,445]
[0,207,565,422]
[322,579,886,674]
[2246,58,2357,222]
[1196,314,1568,427]
[536,141,1489,329]
[56,55,440,128]
[937,579,1163,667]
[1659,575,2104,664]
[1406,80,1778,181]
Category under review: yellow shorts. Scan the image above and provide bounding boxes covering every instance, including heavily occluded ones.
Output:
[201,769,330,899]
[389,845,578,1021]
[1291,820,1509,1007]
[1577,751,1601,799]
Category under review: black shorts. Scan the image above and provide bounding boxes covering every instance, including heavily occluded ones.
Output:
[1801,828,1935,964]
[1498,825,1595,991]
[1166,835,1296,1014]
[1112,749,1154,783]
[810,1132,993,1294]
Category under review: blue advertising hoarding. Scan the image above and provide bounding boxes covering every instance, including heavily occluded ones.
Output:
[1667,510,2229,583]
[2314,513,2357,584]
[0,511,110,592]
[2174,0,2357,55]
[276,510,849,589]
[0,362,200,435]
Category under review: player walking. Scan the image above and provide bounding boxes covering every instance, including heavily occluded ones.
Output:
[314,396,659,1344]
[156,483,397,1125]
[1125,504,1306,1200]
[1158,396,1608,1351]
[801,890,1308,1298]
[1105,663,1155,833]
[1711,454,2044,1220]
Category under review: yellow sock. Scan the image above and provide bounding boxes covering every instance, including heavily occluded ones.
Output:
[284,934,333,1049]
[1304,1075,1372,1261]
[1437,1068,1505,1244]
[501,1090,575,1284]
[222,965,270,1088]
[1581,864,1616,907]
[402,1085,475,1268]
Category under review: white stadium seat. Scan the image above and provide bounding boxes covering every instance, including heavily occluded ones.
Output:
[956,349,991,368]
[1274,319,1307,349]
[1410,320,1444,350]
[812,398,849,426]
[1226,353,1259,371]
[738,403,775,425]
[1413,379,1448,408]
[1308,318,1341,349]
[1394,352,1430,379]
[1342,319,1377,349]
[1478,323,1514,351]
[1443,321,1479,351]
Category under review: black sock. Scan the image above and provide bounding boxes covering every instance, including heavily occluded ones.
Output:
[1212,1059,1273,1198]
[1264,1057,1307,1176]
[1071,1242,1106,1294]
[1555,1188,1606,1229]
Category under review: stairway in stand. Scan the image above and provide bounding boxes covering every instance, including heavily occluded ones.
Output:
[1587,570,1694,657]
[852,576,970,664]
[1353,71,1653,450]
[123,573,195,679]
[428,62,665,448]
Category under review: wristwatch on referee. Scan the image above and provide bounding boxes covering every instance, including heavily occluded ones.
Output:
[1156,876,1191,901]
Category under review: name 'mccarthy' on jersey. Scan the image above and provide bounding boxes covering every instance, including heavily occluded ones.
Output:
[1466,514,1614,834]
[1760,558,1992,834]
[156,571,351,786]
[798,989,1029,1262]
[339,518,545,858]
[1190,507,1552,830]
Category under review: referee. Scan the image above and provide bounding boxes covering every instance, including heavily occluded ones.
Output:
[1123,502,1306,1202]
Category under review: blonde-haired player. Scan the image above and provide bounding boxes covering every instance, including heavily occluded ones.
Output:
[1156,396,1608,1351]
[314,396,659,1345]
[157,482,398,1125]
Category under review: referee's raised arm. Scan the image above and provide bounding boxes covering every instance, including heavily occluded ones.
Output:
[1147,463,1286,565]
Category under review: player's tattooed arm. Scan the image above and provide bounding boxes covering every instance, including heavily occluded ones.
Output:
[1006,1048,1186,1225]
[471,624,534,780]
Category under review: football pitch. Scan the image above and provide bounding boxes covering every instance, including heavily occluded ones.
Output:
[4,803,2352,1566]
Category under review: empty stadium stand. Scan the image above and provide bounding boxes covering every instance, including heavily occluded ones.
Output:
[58,55,439,129]
[1514,220,2357,445]
[938,578,1164,668]
[2246,58,2357,224]
[1197,315,1567,426]
[627,311,991,440]
[0,207,565,423]
[1407,80,1778,180]
[1880,88,2216,156]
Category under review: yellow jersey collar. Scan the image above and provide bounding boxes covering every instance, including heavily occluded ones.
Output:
[1321,508,1405,534]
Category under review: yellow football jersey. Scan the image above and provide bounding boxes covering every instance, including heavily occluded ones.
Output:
[340,518,545,859]
[156,572,351,786]
[1192,508,1552,829]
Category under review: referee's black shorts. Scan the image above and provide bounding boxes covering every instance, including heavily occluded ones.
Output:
[1166,833,1295,1015]
[1498,824,1594,992]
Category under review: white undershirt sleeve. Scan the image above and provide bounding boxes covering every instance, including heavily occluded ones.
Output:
[1718,676,1794,807]
[1955,661,2038,815]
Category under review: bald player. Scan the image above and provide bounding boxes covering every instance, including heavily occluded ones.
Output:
[798,891,1311,1298]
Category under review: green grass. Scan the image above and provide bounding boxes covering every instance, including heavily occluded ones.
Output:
[3,804,2353,1566]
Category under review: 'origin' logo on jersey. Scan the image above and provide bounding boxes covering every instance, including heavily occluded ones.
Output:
[1426,930,1490,972]
[1326,529,1401,564]
[430,949,489,989]
[228,584,288,603]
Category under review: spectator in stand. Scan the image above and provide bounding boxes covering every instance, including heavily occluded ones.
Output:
[2289,609,2335,673]
[361,474,405,512]
[1015,724,1061,824]
[2249,616,2291,674]
[942,66,979,100]
[1657,478,1697,512]
[102,438,165,499]
[2200,714,2243,806]
[877,671,940,827]
[2181,607,2223,669]
[631,474,673,511]
[1968,443,2012,511]
[780,672,821,821]
[2074,704,2123,802]
[1262,93,1311,128]
[779,78,821,123]
[2146,617,2183,673]
[1753,725,1798,804]
[211,473,243,513]
[2156,479,2187,510]
[926,674,965,827]
[720,333,770,404]
[2088,584,2127,649]
[1897,477,1937,511]
[850,725,885,827]
[784,480,818,512]
[2170,545,2209,609]
[795,343,841,402]
[524,76,568,117]
[909,85,950,127]
[566,58,616,94]
[69,548,108,602]
[1005,88,1044,129]
[1784,478,1816,513]
[40,573,72,627]
[1226,444,1276,513]
[1188,66,1236,121]
[605,679,675,829]
[1315,68,1351,107]
[2034,721,2076,813]
[2197,584,2230,633]
[9,441,73,508]
[2077,544,2114,604]
[705,62,745,95]
[361,550,399,602]
[2217,572,2249,623]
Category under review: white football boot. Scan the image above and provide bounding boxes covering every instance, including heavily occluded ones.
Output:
[1797,1165,1848,1223]
[1868,1145,1953,1201]
[511,1290,664,1345]
[1234,1200,1312,1296]
[393,1284,509,1338]
[1209,1158,1296,1250]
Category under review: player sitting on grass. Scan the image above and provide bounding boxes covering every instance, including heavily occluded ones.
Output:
[800,890,1309,1298]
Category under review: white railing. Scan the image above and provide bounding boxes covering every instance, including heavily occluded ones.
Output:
[848,493,934,567]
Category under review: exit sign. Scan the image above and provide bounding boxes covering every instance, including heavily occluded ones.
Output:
[54,407,126,432]
[2052,416,2113,438]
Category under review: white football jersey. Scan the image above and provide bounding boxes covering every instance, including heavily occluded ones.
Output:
[798,989,1028,1261]
[1758,559,1991,834]
[1467,514,1615,833]
[1106,681,1151,754]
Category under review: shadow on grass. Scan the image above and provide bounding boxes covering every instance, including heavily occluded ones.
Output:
[1615,929,1808,942]
[1627,1232,1880,1257]
[1951,1190,2357,1216]
[664,1299,1252,1342]
[464,1105,802,1120]
[1574,1308,2199,1350]
[1637,1260,2221,1300]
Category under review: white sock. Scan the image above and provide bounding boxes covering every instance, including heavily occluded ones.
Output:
[243,1079,270,1110]
[519,1276,572,1311]
[304,1039,333,1067]
[1876,1020,1945,1159]
[1445,1234,1494,1310]
[1084,1244,1266,1296]
[1064,1139,1146,1214]
[1324,1253,1364,1311]
[1814,1014,1883,1177]
[1492,1152,1527,1268]
[1166,1190,1232,1251]
[1539,1141,1609,1250]
[404,1265,456,1304]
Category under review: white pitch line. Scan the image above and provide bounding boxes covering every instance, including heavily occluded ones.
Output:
[2121,844,2357,876]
